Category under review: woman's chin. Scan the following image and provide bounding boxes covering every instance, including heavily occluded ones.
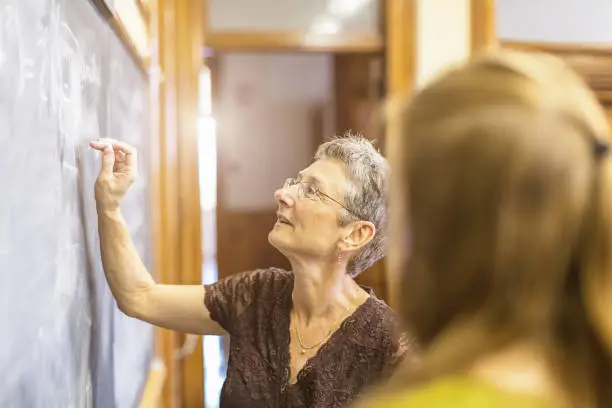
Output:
[269,227,296,253]
[268,227,286,247]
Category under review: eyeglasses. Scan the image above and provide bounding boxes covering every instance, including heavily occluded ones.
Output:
[283,177,361,219]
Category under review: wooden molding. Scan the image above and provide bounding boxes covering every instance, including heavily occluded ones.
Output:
[385,0,416,97]
[502,41,612,103]
[177,0,205,405]
[110,16,150,71]
[138,358,167,408]
[91,0,150,72]
[152,0,182,405]
[502,41,612,56]
[384,0,417,312]
[204,30,383,52]
[470,0,496,54]
[136,0,151,20]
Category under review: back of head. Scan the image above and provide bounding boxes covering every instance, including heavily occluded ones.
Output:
[395,50,612,407]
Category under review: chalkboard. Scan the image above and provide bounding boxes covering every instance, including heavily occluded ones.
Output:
[0,1,153,407]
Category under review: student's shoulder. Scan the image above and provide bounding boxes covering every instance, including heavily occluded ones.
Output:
[356,377,554,408]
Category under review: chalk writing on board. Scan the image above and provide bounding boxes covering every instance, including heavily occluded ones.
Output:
[0,108,8,257]
[0,6,26,95]
[1,0,152,406]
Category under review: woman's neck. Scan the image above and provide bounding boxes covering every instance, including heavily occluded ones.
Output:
[291,262,359,325]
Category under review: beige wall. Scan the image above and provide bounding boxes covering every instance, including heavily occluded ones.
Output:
[216,52,333,211]
[415,0,472,88]
[207,0,379,34]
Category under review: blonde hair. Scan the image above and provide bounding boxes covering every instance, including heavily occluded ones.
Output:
[393,50,612,407]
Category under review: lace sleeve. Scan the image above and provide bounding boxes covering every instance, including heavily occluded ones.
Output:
[382,322,420,379]
[394,331,420,366]
[203,268,286,335]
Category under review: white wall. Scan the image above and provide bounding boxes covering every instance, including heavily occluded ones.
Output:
[497,0,612,44]
[416,0,472,87]
[216,52,333,211]
[207,0,378,35]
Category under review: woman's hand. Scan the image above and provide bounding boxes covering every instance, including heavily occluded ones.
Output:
[90,138,138,211]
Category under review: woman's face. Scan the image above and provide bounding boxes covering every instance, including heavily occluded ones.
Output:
[268,158,352,262]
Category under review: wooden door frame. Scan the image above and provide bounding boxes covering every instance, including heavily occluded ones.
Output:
[384,0,416,312]
[146,0,206,407]
[176,0,206,406]
[150,0,182,406]
[205,31,383,52]
[502,41,612,103]
[203,0,498,313]
[471,0,496,53]
[203,0,387,291]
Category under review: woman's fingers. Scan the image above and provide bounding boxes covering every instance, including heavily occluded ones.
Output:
[89,140,112,151]
[90,139,138,166]
[90,139,135,154]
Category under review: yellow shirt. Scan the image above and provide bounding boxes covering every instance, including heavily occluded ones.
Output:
[358,377,553,408]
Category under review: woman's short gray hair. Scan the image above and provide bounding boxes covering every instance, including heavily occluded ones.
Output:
[315,132,389,277]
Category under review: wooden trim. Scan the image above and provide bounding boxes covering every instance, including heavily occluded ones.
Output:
[145,0,179,407]
[138,359,167,408]
[177,0,205,405]
[91,0,114,19]
[502,41,612,103]
[91,0,150,73]
[154,0,182,406]
[110,16,150,72]
[502,41,612,56]
[136,0,151,21]
[384,0,417,311]
[385,0,416,97]
[204,31,383,52]
[470,0,496,54]
[202,0,209,37]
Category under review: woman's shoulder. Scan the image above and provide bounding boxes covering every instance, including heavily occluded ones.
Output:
[350,297,419,369]
[205,267,293,305]
[249,267,293,285]
[224,267,293,289]
[363,297,418,347]
[237,267,294,297]
[357,377,554,408]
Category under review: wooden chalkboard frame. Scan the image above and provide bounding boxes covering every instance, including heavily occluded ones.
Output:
[91,0,150,75]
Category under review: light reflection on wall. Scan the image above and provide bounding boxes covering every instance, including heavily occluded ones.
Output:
[198,116,217,212]
[198,65,225,408]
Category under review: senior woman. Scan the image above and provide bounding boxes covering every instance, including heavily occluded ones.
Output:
[90,134,414,407]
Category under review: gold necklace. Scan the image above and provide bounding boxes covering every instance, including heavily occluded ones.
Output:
[292,286,358,355]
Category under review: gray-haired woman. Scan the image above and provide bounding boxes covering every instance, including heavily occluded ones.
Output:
[89,134,415,408]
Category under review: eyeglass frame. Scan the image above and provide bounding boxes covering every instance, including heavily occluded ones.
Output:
[282,177,362,220]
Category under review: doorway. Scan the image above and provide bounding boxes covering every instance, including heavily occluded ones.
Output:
[198,49,386,407]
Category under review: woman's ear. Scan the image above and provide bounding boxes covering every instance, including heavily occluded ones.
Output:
[341,221,376,251]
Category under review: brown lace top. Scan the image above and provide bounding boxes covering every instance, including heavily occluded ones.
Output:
[204,268,415,408]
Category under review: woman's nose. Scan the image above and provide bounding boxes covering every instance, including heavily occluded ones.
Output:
[274,187,295,207]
